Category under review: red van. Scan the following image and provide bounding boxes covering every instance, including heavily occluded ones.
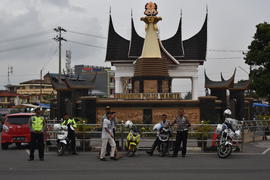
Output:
[1,113,35,150]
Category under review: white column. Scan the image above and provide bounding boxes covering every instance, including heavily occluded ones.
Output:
[191,77,198,100]
[115,77,123,93]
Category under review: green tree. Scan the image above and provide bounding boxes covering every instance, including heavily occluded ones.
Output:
[245,22,270,101]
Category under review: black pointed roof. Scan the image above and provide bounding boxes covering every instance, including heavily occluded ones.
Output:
[105,15,131,61]
[128,17,144,58]
[162,17,184,58]
[182,14,207,62]
[230,80,251,91]
[205,69,235,89]
[105,13,207,63]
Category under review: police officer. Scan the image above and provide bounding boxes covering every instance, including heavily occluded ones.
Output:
[28,108,46,161]
[62,114,78,155]
[171,109,191,157]
[147,114,170,156]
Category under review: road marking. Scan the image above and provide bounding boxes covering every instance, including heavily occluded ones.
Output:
[262,148,270,155]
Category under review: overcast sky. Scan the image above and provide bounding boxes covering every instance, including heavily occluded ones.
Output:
[0,0,269,96]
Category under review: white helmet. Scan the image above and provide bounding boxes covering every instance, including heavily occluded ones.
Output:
[153,123,162,131]
[124,120,133,128]
[224,109,232,115]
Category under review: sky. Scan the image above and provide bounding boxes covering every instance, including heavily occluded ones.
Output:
[0,0,269,96]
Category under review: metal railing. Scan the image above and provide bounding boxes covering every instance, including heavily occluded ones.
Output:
[45,120,270,152]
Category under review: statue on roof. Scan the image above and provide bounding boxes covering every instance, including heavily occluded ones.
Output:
[144,2,158,16]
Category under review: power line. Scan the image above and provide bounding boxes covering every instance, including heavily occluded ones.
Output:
[207,57,244,60]
[0,31,51,44]
[0,40,52,54]
[68,30,107,39]
[68,40,106,49]
[207,49,247,53]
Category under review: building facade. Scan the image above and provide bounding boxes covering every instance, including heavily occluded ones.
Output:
[16,79,56,103]
[74,65,115,97]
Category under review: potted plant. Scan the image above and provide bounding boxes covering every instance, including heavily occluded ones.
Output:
[194,121,212,151]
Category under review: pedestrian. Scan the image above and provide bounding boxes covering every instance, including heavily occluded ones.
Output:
[147,114,170,156]
[100,112,117,161]
[28,108,46,161]
[62,114,78,155]
[171,108,191,157]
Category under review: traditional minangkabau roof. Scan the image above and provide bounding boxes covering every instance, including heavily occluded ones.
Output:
[47,73,96,91]
[205,69,236,89]
[49,75,69,91]
[105,15,131,61]
[128,17,144,58]
[105,13,207,64]
[229,80,251,91]
[64,79,95,89]
[182,14,207,63]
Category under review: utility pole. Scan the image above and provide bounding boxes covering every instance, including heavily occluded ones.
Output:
[7,66,13,85]
[40,70,42,103]
[53,26,67,120]
[53,26,67,81]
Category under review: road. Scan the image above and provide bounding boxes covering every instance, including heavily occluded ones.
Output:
[0,143,270,180]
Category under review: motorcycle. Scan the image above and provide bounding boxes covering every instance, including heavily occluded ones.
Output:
[125,121,140,157]
[157,127,171,157]
[216,121,241,158]
[53,124,72,156]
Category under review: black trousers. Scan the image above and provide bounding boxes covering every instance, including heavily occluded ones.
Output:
[29,132,44,159]
[68,130,76,153]
[150,137,161,153]
[173,130,188,156]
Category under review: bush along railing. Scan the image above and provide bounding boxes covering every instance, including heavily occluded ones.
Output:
[44,119,270,152]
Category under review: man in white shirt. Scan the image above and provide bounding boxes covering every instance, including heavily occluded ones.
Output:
[100,112,117,161]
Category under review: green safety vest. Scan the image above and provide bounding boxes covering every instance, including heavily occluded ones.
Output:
[32,116,44,132]
[62,118,77,128]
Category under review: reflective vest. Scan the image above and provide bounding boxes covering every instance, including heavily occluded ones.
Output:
[32,116,44,132]
[62,118,77,128]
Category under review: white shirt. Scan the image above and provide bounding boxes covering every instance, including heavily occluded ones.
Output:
[102,118,113,139]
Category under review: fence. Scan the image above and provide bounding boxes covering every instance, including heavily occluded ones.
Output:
[45,119,270,152]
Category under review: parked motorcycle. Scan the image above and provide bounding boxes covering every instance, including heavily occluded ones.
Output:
[216,119,241,158]
[125,121,140,157]
[53,124,72,156]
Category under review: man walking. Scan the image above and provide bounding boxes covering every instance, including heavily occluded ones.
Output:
[171,109,191,157]
[28,108,46,161]
[147,114,170,156]
[62,114,78,155]
[100,112,117,161]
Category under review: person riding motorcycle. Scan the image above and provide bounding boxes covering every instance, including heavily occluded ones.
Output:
[223,109,236,133]
[146,114,171,156]
[61,114,77,155]
[125,121,140,156]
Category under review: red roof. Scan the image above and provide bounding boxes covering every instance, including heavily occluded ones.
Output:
[0,91,20,97]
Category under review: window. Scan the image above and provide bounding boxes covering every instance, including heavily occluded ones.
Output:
[6,116,31,125]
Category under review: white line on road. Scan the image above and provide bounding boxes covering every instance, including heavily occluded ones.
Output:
[262,148,270,155]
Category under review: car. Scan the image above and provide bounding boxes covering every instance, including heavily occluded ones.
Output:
[1,113,35,150]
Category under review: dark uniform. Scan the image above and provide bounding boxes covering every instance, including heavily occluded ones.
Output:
[172,115,191,157]
[62,118,77,154]
[29,115,45,161]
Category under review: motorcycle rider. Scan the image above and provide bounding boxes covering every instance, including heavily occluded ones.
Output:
[223,109,236,132]
[146,114,170,156]
[171,108,191,157]
[61,114,78,155]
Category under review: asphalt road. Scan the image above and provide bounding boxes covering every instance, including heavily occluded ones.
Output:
[0,144,270,180]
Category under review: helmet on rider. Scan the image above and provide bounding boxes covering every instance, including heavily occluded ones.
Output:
[224,108,232,118]
[125,120,133,129]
